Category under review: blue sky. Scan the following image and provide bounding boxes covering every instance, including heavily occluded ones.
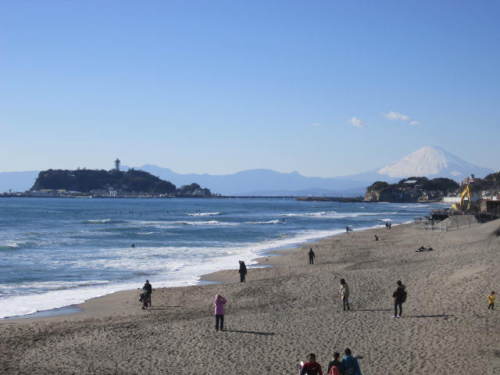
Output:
[1,1,499,177]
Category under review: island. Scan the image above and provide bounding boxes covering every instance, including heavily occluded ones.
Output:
[26,168,213,198]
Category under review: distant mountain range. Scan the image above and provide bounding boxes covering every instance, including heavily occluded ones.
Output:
[0,146,494,196]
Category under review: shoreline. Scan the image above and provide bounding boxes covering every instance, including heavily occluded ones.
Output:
[1,218,498,374]
[2,219,415,323]
[1,223,384,322]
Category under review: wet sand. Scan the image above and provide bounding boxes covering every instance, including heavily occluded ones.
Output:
[1,219,499,374]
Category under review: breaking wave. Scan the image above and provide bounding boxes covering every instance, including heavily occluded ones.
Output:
[187,212,221,217]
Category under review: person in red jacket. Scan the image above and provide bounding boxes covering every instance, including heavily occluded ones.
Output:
[300,353,323,375]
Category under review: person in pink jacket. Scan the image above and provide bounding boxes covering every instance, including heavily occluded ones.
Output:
[213,294,227,331]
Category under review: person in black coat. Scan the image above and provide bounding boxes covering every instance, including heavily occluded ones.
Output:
[239,261,247,282]
[308,248,315,265]
[392,280,406,318]
[141,280,152,310]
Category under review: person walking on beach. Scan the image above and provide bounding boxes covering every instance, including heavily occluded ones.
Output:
[308,248,316,265]
[341,348,362,375]
[141,280,152,310]
[392,280,406,318]
[300,353,323,375]
[327,352,343,375]
[239,260,247,282]
[488,291,496,310]
[213,294,227,331]
[340,278,350,311]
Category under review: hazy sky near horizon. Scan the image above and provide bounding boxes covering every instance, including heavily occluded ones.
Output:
[1,1,499,177]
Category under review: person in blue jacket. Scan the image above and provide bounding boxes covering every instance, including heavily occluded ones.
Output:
[341,348,362,375]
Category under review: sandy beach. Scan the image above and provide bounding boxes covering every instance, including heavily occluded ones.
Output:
[1,218,499,374]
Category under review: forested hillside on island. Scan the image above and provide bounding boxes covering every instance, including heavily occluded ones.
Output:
[31,169,212,197]
[364,177,459,202]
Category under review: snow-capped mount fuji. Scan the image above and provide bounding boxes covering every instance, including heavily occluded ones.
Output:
[377,146,493,181]
[0,146,492,195]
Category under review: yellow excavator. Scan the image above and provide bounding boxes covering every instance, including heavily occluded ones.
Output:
[451,184,473,211]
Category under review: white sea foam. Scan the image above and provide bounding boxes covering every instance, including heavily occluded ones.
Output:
[84,219,113,224]
[280,211,397,219]
[0,282,140,319]
[172,220,238,226]
[0,241,21,249]
[0,240,34,250]
[0,227,346,319]
[0,280,110,291]
[130,220,176,229]
[246,219,283,225]
[128,220,238,228]
[187,212,221,217]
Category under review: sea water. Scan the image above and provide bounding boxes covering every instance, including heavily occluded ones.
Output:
[0,198,443,318]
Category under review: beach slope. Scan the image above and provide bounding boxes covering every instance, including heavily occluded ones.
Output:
[1,220,499,374]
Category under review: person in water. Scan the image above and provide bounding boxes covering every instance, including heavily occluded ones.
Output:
[341,348,362,375]
[340,278,350,311]
[392,280,406,318]
[308,248,316,265]
[141,280,152,310]
[239,260,247,282]
[213,294,227,331]
[300,353,323,375]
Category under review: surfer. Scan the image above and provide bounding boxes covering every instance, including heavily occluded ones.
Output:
[213,294,227,331]
[308,248,315,265]
[239,261,247,282]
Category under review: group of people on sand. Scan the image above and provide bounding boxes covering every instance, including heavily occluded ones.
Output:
[308,248,408,317]
[338,277,406,317]
[137,247,495,374]
[139,280,230,332]
[300,349,362,375]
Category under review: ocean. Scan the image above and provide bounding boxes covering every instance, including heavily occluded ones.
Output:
[0,197,443,318]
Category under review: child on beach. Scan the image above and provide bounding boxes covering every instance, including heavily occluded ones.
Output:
[300,353,323,375]
[213,294,227,331]
[488,291,495,310]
